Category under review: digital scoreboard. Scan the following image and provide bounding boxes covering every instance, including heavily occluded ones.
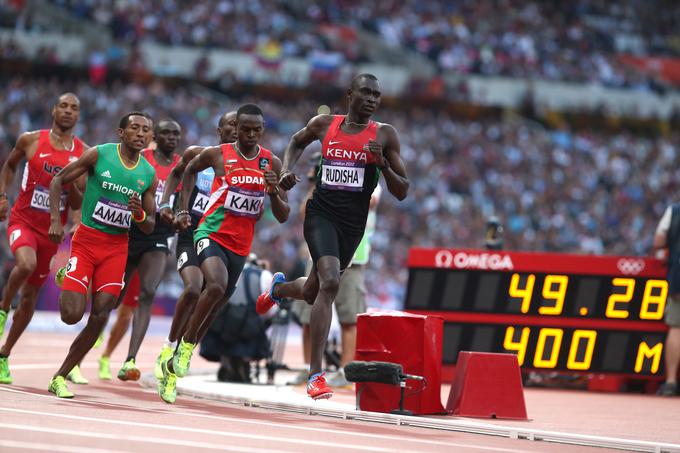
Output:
[405,248,669,377]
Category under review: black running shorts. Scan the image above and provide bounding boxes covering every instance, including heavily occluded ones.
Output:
[127,235,171,268]
[176,230,199,273]
[194,236,246,299]
[303,208,363,271]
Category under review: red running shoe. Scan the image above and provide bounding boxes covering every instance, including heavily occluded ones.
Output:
[307,373,333,400]
[256,272,286,315]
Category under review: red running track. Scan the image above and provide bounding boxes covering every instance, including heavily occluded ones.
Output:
[0,331,672,452]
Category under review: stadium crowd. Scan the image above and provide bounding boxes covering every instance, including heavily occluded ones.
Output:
[11,0,672,89]
[0,75,675,308]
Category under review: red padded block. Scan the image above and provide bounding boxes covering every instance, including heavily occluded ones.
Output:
[447,351,528,420]
[355,311,446,415]
[587,375,624,392]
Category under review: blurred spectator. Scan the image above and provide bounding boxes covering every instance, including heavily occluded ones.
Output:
[43,0,680,88]
[88,49,107,85]
[0,74,677,311]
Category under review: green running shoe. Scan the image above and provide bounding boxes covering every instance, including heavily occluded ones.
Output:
[98,356,112,380]
[0,309,8,338]
[155,345,174,380]
[66,365,89,384]
[158,358,177,404]
[48,376,74,398]
[117,358,140,381]
[172,338,195,378]
[54,265,67,287]
[93,332,104,349]
[0,356,12,384]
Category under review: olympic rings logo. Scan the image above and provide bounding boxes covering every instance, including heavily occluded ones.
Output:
[616,258,645,275]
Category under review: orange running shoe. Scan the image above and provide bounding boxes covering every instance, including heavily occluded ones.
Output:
[256,272,286,315]
[307,372,333,400]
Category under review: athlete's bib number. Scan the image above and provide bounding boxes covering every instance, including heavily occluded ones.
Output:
[92,198,131,229]
[30,186,66,212]
[192,192,209,216]
[224,186,264,218]
[320,159,365,192]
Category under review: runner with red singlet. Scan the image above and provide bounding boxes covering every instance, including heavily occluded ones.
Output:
[256,74,410,400]
[0,93,87,385]
[157,104,290,404]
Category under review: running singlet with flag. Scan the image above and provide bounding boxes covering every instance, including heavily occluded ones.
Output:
[10,130,84,232]
[129,148,180,240]
[310,115,380,234]
[194,143,272,256]
[80,143,156,235]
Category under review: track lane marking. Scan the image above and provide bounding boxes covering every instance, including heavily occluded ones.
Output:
[0,406,418,453]
[0,385,535,451]
[0,439,120,453]
[0,424,295,453]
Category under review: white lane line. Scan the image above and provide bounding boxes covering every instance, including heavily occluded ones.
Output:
[0,439,120,453]
[0,423,294,453]
[0,385,535,452]
[0,407,413,453]
[10,363,70,370]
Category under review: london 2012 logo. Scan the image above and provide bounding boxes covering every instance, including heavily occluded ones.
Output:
[616,258,645,275]
[435,250,514,270]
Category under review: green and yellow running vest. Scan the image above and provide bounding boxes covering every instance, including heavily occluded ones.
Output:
[81,143,156,235]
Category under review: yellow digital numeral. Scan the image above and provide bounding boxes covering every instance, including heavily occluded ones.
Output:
[606,278,635,319]
[509,273,535,313]
[635,342,663,374]
[539,275,568,315]
[640,280,668,320]
[566,330,597,370]
[533,328,563,368]
[503,326,530,365]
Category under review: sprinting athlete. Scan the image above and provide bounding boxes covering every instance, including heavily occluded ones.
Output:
[0,93,86,385]
[257,74,410,399]
[158,104,289,403]
[114,119,182,381]
[46,112,157,398]
[153,111,236,378]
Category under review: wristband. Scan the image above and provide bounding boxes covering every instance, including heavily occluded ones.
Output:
[158,203,171,211]
[175,210,191,218]
[133,210,147,223]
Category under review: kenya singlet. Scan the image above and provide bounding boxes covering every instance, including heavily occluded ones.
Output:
[10,130,84,232]
[129,148,181,241]
[194,143,272,256]
[80,143,156,235]
[309,115,380,234]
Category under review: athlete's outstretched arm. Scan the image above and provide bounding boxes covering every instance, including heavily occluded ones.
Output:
[48,146,99,243]
[159,145,203,225]
[177,146,222,230]
[279,115,331,191]
[131,176,158,235]
[374,124,409,201]
[0,131,38,220]
[266,155,290,223]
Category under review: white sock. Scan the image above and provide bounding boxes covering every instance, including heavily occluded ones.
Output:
[164,338,177,349]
